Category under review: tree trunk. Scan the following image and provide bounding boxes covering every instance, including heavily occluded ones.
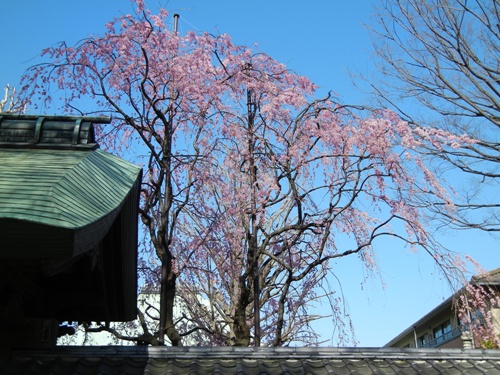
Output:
[233,276,251,346]
[159,254,182,346]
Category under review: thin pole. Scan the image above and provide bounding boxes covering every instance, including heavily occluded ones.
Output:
[173,14,180,34]
[159,13,181,347]
[247,88,260,347]
[413,326,418,348]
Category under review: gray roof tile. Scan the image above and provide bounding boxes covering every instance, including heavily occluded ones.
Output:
[3,346,500,375]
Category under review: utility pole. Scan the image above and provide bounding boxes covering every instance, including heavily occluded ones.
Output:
[159,13,181,347]
[247,87,261,347]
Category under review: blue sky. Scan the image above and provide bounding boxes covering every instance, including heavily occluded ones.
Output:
[1,0,498,347]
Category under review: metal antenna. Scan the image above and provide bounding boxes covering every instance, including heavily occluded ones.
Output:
[173,14,180,34]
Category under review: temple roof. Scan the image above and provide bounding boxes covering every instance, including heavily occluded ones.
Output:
[0,147,141,258]
[0,115,142,258]
[0,114,103,149]
[0,114,142,322]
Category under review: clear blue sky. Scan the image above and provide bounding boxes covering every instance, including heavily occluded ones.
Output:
[1,0,498,347]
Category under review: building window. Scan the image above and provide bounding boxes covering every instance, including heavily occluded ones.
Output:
[417,333,431,348]
[433,320,452,345]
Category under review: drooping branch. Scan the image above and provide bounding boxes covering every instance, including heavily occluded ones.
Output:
[369,0,500,231]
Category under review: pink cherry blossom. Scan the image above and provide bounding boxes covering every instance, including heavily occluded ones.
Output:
[19,0,480,347]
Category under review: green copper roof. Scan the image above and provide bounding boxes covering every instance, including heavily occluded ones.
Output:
[0,136,142,258]
[0,115,141,322]
[0,148,140,229]
[0,114,141,259]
